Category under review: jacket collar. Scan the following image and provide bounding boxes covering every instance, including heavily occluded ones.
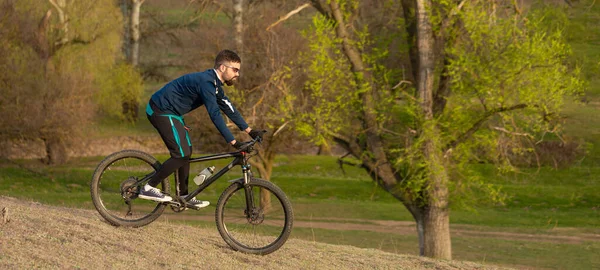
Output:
[212,69,223,86]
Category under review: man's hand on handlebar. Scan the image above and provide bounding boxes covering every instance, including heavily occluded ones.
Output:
[232,141,245,149]
[232,140,254,151]
[249,129,267,141]
[231,130,267,151]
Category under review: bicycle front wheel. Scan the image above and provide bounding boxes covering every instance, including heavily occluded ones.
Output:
[90,150,170,227]
[216,178,293,255]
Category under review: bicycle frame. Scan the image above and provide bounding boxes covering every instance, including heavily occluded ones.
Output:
[185,150,252,200]
[133,148,255,212]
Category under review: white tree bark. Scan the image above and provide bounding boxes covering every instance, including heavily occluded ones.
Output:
[233,0,244,56]
[130,0,145,66]
[47,0,68,46]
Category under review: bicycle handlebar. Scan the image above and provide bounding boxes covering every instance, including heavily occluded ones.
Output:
[236,130,267,153]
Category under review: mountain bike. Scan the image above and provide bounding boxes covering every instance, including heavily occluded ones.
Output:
[89,135,293,255]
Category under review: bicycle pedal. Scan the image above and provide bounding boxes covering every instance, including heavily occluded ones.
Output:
[185,204,202,210]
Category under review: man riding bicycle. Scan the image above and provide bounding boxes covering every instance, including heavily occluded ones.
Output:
[141,50,262,207]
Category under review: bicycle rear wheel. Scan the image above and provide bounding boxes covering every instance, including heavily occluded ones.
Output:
[90,150,170,227]
[216,178,293,255]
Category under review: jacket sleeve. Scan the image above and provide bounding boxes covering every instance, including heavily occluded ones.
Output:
[198,81,236,143]
[217,89,249,132]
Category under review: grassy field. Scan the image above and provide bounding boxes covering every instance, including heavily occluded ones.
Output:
[1,153,599,269]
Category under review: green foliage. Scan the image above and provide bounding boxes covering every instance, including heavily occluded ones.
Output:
[96,63,144,122]
[298,15,356,146]
[426,2,585,207]
[266,66,299,129]
[64,1,123,42]
[297,0,586,213]
[298,6,398,148]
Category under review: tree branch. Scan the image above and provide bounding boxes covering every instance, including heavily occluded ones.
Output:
[490,126,533,138]
[433,58,451,116]
[47,0,68,46]
[512,0,523,14]
[47,0,60,11]
[440,0,466,31]
[266,3,311,31]
[272,121,290,137]
[445,104,527,150]
[393,80,413,89]
[337,153,366,175]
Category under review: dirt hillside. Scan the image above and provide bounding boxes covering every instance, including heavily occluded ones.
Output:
[0,196,506,269]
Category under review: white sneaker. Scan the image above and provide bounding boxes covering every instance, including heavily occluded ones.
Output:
[180,195,210,208]
[138,185,173,202]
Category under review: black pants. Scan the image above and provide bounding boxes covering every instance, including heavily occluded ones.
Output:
[146,100,192,195]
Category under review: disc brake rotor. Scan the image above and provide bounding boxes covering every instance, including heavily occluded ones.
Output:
[247,208,265,225]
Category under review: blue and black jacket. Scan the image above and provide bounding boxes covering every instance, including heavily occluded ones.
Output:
[146,69,248,143]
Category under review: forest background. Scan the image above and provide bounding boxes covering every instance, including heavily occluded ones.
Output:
[0,0,599,269]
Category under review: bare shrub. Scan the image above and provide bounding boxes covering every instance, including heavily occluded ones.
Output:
[0,0,123,164]
[496,136,585,168]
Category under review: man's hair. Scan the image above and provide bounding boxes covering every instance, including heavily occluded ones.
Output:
[214,50,241,68]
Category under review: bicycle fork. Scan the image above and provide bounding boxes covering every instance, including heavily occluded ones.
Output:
[241,165,257,221]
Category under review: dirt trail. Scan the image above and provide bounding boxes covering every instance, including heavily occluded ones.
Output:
[162,213,600,244]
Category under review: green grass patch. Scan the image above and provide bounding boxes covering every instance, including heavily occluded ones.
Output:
[290,226,600,270]
[452,234,600,270]
[292,226,420,255]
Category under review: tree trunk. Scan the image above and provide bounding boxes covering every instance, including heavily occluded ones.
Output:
[414,212,426,256]
[233,0,244,56]
[423,197,451,258]
[416,0,452,260]
[35,10,52,60]
[42,137,68,165]
[130,0,144,67]
[253,158,273,181]
[122,99,139,122]
[420,126,451,259]
[121,0,131,61]
[121,0,143,121]
[258,159,272,212]
[250,149,275,213]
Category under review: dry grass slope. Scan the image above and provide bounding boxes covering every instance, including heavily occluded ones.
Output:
[0,196,506,269]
